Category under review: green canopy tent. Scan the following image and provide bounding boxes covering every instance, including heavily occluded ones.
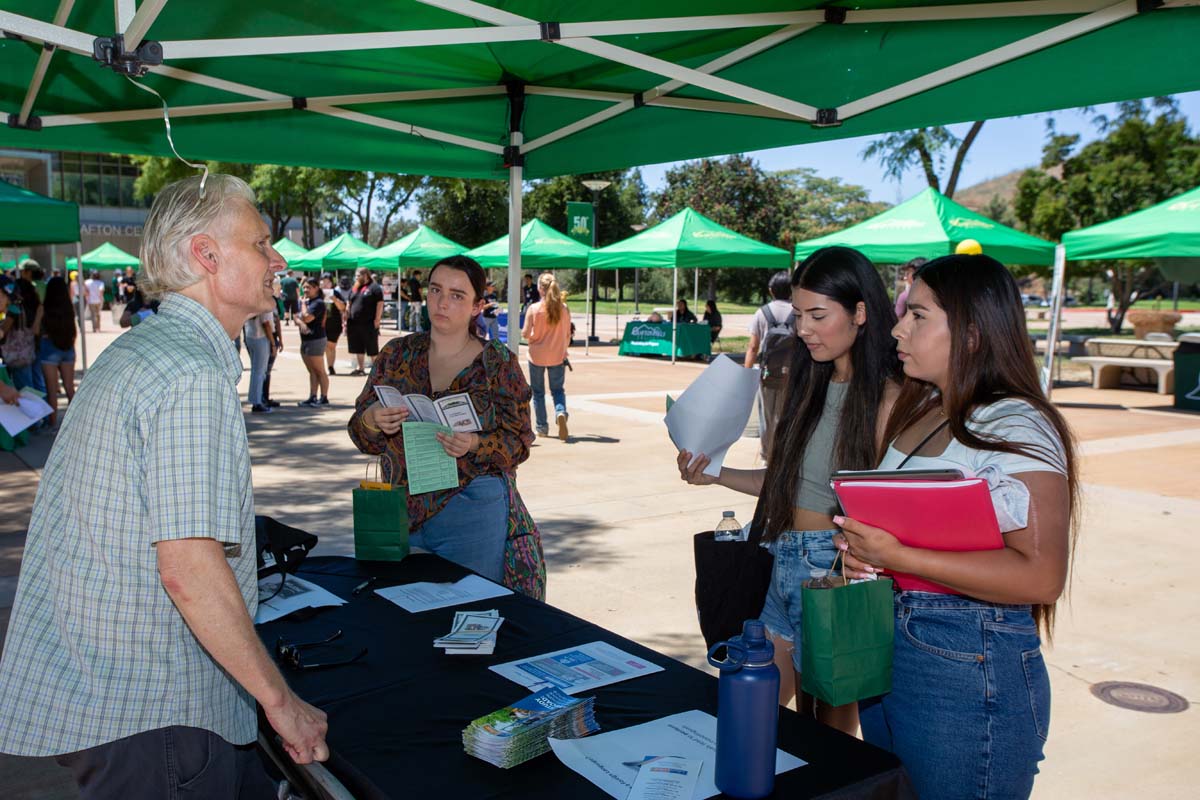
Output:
[0,178,88,368]
[359,225,467,271]
[288,232,375,273]
[2,1,1198,349]
[272,237,310,266]
[65,241,141,271]
[793,187,1056,266]
[589,207,790,361]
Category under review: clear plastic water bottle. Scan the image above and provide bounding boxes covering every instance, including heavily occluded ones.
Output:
[714,511,742,542]
[707,620,780,798]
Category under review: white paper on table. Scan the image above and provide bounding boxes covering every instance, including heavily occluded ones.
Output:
[627,757,703,800]
[664,357,760,477]
[254,575,347,624]
[490,641,664,695]
[374,574,512,613]
[549,710,805,800]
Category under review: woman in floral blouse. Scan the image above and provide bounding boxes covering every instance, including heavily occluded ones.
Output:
[348,256,545,598]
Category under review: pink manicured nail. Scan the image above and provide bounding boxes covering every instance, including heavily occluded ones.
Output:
[833,515,845,526]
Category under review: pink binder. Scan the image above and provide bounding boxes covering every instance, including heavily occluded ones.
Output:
[831,476,1004,594]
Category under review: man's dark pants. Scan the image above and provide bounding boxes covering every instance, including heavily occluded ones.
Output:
[55,726,276,799]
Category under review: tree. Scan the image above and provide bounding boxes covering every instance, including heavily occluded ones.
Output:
[776,168,888,246]
[415,178,510,249]
[1014,99,1200,331]
[860,122,986,198]
[328,172,427,246]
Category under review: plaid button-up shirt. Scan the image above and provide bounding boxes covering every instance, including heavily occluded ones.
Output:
[0,293,258,755]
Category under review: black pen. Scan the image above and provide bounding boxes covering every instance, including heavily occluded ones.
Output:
[352,577,378,596]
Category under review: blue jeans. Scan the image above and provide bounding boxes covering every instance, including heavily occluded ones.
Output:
[245,336,270,406]
[409,475,508,583]
[483,316,501,341]
[859,593,1050,800]
[5,363,35,392]
[528,363,566,431]
[757,529,839,672]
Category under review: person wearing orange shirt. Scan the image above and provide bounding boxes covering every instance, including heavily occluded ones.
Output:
[522,273,572,441]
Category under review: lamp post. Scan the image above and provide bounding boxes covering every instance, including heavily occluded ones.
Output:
[630,223,647,315]
[581,179,610,345]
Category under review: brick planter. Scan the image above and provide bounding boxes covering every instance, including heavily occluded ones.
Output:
[1127,310,1182,339]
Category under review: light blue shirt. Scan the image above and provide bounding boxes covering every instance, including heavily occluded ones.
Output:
[0,293,259,755]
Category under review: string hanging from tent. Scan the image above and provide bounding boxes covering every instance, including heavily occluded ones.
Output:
[125,76,209,198]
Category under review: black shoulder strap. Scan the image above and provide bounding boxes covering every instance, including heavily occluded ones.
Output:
[896,419,951,469]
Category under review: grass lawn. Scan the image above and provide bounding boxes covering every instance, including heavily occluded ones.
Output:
[565,299,763,316]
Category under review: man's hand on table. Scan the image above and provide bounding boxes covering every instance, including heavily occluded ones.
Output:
[267,691,330,764]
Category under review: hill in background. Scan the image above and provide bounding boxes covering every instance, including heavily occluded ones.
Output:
[953,168,1029,212]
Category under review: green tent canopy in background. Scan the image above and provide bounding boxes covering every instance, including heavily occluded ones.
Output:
[272,237,310,265]
[793,187,1056,266]
[466,219,591,270]
[0,179,79,245]
[360,225,467,271]
[289,232,375,273]
[66,241,140,271]
[1063,185,1200,282]
[588,207,790,270]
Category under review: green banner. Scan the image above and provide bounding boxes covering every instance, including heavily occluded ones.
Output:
[567,201,594,247]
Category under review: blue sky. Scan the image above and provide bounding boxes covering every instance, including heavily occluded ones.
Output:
[637,91,1200,204]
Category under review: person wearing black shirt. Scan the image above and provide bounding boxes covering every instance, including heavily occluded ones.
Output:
[405,270,424,333]
[703,299,723,343]
[347,268,384,375]
[321,274,347,375]
[297,278,329,407]
[481,280,501,341]
[521,274,539,310]
[675,298,698,324]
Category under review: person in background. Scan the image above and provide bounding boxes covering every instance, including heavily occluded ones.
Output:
[279,269,300,325]
[893,257,926,319]
[297,277,330,407]
[347,267,384,376]
[37,276,77,428]
[21,260,47,302]
[84,271,105,332]
[521,273,539,311]
[678,247,901,734]
[647,310,664,323]
[747,270,797,460]
[349,255,540,592]
[0,174,327,796]
[119,287,160,328]
[674,298,697,324]
[399,271,413,332]
[321,273,347,376]
[842,254,1076,800]
[119,266,137,303]
[244,306,274,414]
[522,272,573,441]
[703,299,723,344]
[406,269,425,332]
[481,280,502,341]
[0,278,40,391]
[261,305,283,409]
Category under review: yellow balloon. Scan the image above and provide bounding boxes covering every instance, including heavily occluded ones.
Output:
[955,239,983,255]
[69,270,78,280]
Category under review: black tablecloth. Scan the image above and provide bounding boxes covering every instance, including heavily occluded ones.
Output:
[256,555,913,800]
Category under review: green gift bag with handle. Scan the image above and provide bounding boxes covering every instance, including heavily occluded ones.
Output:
[352,460,409,561]
[800,551,894,706]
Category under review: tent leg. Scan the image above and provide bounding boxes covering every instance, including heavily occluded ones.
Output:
[615,269,620,340]
[506,137,523,355]
[585,268,591,356]
[76,242,87,371]
[693,268,699,312]
[1041,244,1067,397]
[1173,281,1180,311]
[672,266,678,366]
[634,268,640,315]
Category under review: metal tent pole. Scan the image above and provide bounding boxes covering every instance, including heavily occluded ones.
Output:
[506,142,523,355]
[76,241,87,370]
[585,268,591,356]
[615,269,620,339]
[1041,244,1067,397]
[693,267,699,311]
[671,265,678,366]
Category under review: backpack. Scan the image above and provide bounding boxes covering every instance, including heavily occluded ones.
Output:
[756,303,795,388]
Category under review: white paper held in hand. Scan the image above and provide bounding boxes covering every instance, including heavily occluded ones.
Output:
[664,356,760,477]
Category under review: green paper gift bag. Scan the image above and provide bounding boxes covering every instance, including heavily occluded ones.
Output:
[352,462,410,562]
[800,553,894,707]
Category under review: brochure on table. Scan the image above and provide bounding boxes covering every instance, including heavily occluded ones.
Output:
[255,574,346,624]
[491,641,664,694]
[375,574,513,613]
[549,710,805,800]
[664,357,760,477]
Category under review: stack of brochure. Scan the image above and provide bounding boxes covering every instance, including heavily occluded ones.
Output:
[435,610,503,655]
[463,688,599,768]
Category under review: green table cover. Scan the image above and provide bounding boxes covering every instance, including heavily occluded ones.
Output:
[618,321,711,359]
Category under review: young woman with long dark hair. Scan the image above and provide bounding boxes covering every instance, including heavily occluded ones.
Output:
[348,256,543,597]
[839,254,1077,800]
[678,247,902,733]
[37,276,77,427]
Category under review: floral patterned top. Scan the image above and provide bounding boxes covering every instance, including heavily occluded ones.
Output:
[348,333,533,531]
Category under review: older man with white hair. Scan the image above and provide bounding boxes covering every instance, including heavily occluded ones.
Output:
[0,174,328,797]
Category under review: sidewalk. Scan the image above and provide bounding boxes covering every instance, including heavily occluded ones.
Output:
[1,324,1197,798]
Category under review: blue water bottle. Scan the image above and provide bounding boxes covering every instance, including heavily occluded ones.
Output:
[707,620,780,799]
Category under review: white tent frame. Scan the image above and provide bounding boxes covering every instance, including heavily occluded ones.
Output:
[2,0,1194,348]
